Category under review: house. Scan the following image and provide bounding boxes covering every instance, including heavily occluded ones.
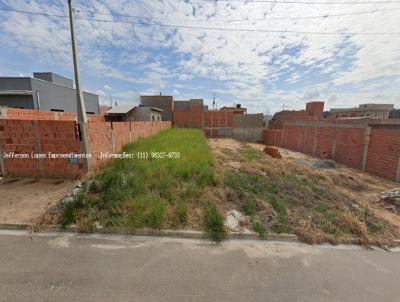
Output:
[140,95,173,121]
[105,105,163,122]
[0,72,100,114]
[220,104,247,114]
[330,103,394,119]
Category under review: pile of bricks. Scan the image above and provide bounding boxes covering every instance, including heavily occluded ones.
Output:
[263,146,282,159]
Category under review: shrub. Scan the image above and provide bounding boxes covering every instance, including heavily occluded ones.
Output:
[243,199,257,216]
[253,222,267,239]
[147,200,166,230]
[175,201,188,225]
[204,203,227,242]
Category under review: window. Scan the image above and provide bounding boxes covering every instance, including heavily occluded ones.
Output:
[51,109,64,112]
[152,115,155,121]
[157,116,160,121]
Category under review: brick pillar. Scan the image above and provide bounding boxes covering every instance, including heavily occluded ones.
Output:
[361,126,371,171]
[111,131,116,152]
[302,127,308,153]
[34,120,44,177]
[0,142,5,176]
[312,126,318,156]
[331,126,337,159]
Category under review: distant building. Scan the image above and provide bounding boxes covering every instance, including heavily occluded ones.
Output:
[140,95,173,121]
[106,105,163,122]
[330,103,394,119]
[268,101,329,129]
[0,72,100,114]
[174,99,207,112]
[220,104,247,114]
[389,109,400,119]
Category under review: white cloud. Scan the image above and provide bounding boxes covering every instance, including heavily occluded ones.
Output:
[0,0,399,114]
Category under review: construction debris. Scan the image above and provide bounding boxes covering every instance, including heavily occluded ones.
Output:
[225,210,246,231]
[380,188,400,212]
[263,146,282,159]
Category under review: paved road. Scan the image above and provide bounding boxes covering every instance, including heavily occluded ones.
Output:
[1,230,399,302]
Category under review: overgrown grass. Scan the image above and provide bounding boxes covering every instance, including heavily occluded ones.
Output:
[222,154,394,244]
[239,145,262,161]
[62,128,215,233]
[204,203,227,242]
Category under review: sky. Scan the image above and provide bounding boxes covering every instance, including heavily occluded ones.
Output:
[0,0,399,114]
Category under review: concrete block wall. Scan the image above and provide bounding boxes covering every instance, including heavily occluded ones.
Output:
[263,122,400,182]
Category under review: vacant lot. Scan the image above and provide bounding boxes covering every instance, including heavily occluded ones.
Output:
[51,130,399,245]
[57,128,226,239]
[209,138,400,245]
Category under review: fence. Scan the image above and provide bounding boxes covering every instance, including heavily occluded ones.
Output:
[0,117,171,178]
[263,121,400,182]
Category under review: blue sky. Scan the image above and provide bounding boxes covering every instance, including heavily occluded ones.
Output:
[0,0,399,114]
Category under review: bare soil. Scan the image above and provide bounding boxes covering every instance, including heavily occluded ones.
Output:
[207,138,400,244]
[0,177,75,224]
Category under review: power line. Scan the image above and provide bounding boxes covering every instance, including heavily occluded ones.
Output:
[201,0,400,4]
[77,7,400,22]
[1,7,399,36]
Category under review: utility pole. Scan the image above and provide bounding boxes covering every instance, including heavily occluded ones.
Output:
[68,0,90,172]
[212,93,216,110]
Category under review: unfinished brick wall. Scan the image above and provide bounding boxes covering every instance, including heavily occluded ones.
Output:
[0,107,105,121]
[88,121,171,170]
[173,109,234,137]
[0,119,82,178]
[0,116,171,178]
[264,122,400,182]
[365,125,400,181]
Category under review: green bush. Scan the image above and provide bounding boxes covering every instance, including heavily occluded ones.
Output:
[204,203,227,242]
[253,222,267,239]
[175,201,188,225]
[243,199,257,216]
[147,200,166,230]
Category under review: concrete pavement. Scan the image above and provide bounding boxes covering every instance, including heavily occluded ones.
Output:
[1,230,400,302]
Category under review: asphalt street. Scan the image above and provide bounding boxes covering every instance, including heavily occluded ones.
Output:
[1,230,399,302]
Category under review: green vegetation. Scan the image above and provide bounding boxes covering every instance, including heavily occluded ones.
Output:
[204,203,227,242]
[253,222,267,239]
[62,128,215,233]
[239,145,262,161]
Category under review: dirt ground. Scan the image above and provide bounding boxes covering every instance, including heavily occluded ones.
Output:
[208,138,400,238]
[0,177,75,224]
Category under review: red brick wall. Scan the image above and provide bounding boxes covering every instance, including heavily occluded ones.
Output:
[334,128,364,169]
[264,123,400,182]
[0,116,171,178]
[0,107,105,122]
[263,129,281,146]
[0,119,82,178]
[366,126,400,181]
[173,109,234,136]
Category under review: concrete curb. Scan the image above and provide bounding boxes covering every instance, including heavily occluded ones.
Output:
[1,223,399,247]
